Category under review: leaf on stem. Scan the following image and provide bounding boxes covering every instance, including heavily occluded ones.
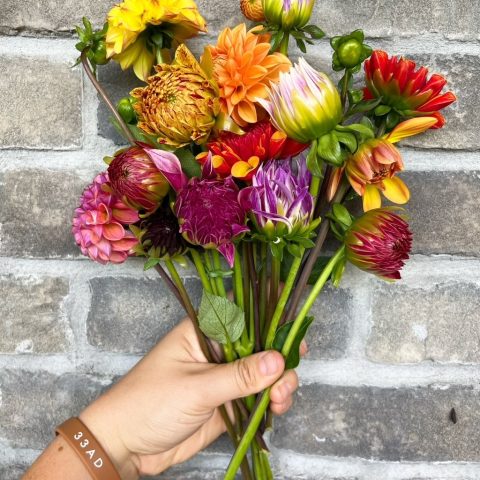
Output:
[198,290,245,344]
[272,316,314,369]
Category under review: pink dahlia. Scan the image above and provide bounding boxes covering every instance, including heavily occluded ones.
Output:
[345,207,412,280]
[72,173,139,264]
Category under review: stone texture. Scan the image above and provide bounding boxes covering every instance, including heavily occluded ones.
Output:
[97,63,140,145]
[273,384,480,461]
[0,56,82,149]
[0,275,71,354]
[367,282,480,364]
[0,0,109,34]
[0,369,107,449]
[150,469,227,480]
[0,464,29,480]
[401,171,480,256]
[400,54,477,150]
[312,0,480,40]
[87,276,202,353]
[0,169,86,258]
[306,285,353,360]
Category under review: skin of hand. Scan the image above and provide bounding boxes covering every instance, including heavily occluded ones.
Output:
[78,318,305,479]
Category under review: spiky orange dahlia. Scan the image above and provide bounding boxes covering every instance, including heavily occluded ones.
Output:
[240,0,265,22]
[207,24,291,127]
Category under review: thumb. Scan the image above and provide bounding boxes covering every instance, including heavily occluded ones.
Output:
[201,351,285,407]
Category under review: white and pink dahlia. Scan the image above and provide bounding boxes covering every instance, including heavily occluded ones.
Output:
[72,173,139,264]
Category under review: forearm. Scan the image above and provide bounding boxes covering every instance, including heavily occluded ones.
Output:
[22,436,91,480]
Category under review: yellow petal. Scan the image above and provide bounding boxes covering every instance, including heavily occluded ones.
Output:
[382,177,410,204]
[133,48,155,81]
[363,184,382,211]
[385,117,437,144]
[231,161,254,178]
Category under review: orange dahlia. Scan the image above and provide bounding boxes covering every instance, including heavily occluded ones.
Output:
[207,24,291,127]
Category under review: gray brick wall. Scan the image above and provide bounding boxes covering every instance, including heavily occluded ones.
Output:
[0,1,479,479]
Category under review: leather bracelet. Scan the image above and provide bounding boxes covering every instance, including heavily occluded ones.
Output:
[56,417,122,480]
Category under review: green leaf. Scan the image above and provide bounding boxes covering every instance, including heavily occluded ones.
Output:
[306,140,324,177]
[272,316,314,369]
[343,123,375,140]
[198,290,245,344]
[176,148,201,178]
[348,97,383,115]
[303,25,325,39]
[374,105,392,116]
[144,257,161,271]
[332,203,352,227]
[334,130,357,153]
[295,38,307,53]
[331,255,346,287]
[317,132,343,166]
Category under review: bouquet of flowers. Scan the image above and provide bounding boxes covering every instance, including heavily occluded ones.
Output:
[72,0,456,477]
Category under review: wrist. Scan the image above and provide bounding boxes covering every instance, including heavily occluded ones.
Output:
[80,403,140,480]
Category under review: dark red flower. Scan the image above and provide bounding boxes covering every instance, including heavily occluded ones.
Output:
[197,121,308,181]
[345,207,412,280]
[364,50,456,129]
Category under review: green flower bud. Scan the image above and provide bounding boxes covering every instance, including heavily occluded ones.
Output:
[117,97,136,124]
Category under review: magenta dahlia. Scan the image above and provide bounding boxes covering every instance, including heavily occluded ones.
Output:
[72,173,139,264]
[144,147,249,267]
[107,144,170,213]
[345,207,412,280]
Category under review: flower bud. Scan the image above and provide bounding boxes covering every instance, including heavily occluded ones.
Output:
[240,0,265,21]
[107,145,170,213]
[263,0,315,30]
[345,208,412,280]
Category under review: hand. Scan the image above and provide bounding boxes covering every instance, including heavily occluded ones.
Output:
[80,318,305,479]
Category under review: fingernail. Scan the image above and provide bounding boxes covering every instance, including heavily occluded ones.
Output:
[259,352,281,376]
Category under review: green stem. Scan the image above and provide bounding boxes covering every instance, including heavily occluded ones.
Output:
[204,251,218,295]
[259,243,268,342]
[278,32,290,55]
[264,254,280,345]
[233,250,244,311]
[341,70,351,108]
[264,249,305,349]
[212,250,227,297]
[162,261,254,480]
[224,247,346,480]
[190,249,213,294]
[309,175,321,197]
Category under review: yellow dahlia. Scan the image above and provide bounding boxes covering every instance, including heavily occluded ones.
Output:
[207,24,291,127]
[106,0,207,81]
[131,44,220,148]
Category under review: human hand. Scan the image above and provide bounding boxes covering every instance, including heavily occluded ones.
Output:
[80,318,305,479]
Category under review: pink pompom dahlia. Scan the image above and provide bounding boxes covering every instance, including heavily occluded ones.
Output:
[345,207,412,280]
[72,173,139,264]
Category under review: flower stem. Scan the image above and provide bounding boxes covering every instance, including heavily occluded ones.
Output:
[80,50,136,146]
[212,250,227,297]
[246,243,261,353]
[264,248,305,349]
[234,250,245,311]
[259,243,268,340]
[264,254,281,344]
[278,32,290,55]
[190,249,213,294]
[341,70,352,109]
[223,247,346,480]
[162,260,254,480]
[204,251,219,295]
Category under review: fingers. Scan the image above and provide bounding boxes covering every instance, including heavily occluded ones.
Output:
[197,350,285,407]
[269,369,299,415]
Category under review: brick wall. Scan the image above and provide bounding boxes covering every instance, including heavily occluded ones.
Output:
[1,1,479,479]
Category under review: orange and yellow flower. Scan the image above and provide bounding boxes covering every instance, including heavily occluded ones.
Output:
[328,117,437,211]
[207,24,291,127]
[106,0,207,81]
[240,0,265,21]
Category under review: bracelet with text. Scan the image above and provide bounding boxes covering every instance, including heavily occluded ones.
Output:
[56,417,121,480]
